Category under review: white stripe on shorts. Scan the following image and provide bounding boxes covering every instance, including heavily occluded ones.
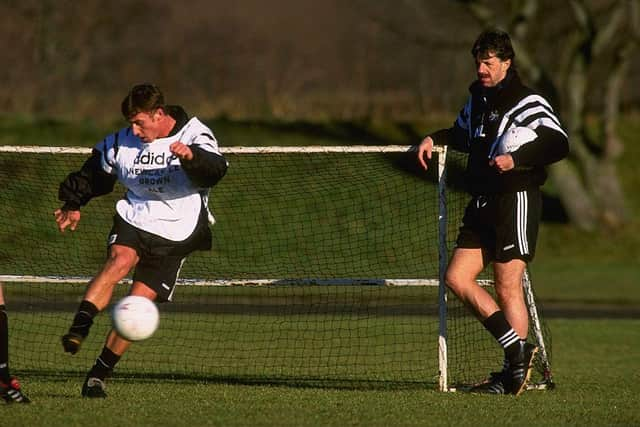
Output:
[517,191,529,255]
[167,257,187,302]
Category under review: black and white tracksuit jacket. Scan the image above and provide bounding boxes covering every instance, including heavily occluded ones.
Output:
[430,69,569,196]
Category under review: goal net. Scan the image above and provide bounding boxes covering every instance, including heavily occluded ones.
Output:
[0,145,552,390]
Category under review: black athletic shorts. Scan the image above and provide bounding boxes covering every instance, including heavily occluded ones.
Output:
[455,189,542,263]
[107,211,211,302]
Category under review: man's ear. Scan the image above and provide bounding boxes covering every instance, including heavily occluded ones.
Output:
[152,107,165,121]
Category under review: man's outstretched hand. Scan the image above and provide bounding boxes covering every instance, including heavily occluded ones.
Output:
[54,209,81,232]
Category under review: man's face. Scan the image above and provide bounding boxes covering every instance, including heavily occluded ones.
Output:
[475,52,511,87]
[128,109,163,143]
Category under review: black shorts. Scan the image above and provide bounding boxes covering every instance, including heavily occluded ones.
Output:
[107,212,211,302]
[456,190,541,263]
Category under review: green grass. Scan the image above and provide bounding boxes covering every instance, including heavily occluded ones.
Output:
[7,319,640,427]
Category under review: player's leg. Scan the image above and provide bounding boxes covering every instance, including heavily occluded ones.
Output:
[446,248,520,394]
[0,284,30,403]
[83,245,141,309]
[447,196,501,319]
[448,197,516,393]
[0,284,7,380]
[486,189,541,395]
[493,259,537,395]
[63,214,141,354]
[82,281,157,398]
[62,244,139,355]
[445,248,497,319]
[494,259,528,339]
[82,250,184,398]
[81,213,202,397]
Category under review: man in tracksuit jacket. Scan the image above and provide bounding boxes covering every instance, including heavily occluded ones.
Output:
[417,29,569,395]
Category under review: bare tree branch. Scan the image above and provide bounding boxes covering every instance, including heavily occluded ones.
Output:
[603,0,639,160]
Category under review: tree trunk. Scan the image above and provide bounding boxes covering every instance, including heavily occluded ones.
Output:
[548,162,597,230]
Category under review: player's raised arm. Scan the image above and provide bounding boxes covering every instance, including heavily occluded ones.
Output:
[169,141,194,161]
[174,140,228,188]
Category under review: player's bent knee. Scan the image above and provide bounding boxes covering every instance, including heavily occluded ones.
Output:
[105,247,139,276]
[444,270,466,294]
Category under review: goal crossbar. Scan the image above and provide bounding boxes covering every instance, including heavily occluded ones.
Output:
[0,144,446,155]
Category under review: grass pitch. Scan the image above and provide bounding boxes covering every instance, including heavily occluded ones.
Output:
[5,318,639,427]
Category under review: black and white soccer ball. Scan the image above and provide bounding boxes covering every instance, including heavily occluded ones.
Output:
[497,126,537,155]
[112,295,159,341]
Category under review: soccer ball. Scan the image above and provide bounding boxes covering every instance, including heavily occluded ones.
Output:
[497,126,538,155]
[112,296,159,341]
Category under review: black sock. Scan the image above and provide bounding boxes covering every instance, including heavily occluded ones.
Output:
[69,300,99,338]
[0,305,10,382]
[482,311,522,361]
[88,347,121,380]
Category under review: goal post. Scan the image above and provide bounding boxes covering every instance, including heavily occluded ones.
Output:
[0,144,552,390]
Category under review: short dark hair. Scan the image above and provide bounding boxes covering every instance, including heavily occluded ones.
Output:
[121,83,165,119]
[471,29,515,64]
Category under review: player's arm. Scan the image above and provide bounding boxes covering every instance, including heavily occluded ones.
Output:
[58,148,117,210]
[171,140,228,187]
[418,100,472,170]
[418,125,469,171]
[55,149,117,232]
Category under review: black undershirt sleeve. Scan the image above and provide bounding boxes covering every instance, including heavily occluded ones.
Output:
[58,149,117,211]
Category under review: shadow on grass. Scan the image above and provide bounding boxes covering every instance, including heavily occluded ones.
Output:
[22,370,438,391]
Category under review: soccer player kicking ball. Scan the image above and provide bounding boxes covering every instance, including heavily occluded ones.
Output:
[0,284,30,403]
[54,83,228,398]
[417,30,568,395]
